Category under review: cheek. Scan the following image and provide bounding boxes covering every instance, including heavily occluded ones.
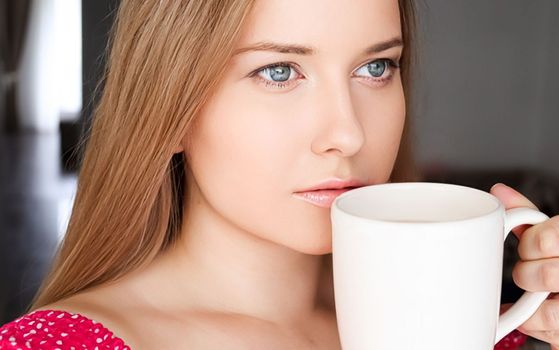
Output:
[187,93,280,197]
[185,86,325,252]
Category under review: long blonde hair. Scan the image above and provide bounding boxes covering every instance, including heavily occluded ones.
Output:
[29,0,417,310]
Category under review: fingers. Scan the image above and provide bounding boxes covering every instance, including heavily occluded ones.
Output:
[491,183,559,347]
[515,298,559,332]
[513,258,559,291]
[524,329,559,346]
[518,216,559,261]
[513,296,559,347]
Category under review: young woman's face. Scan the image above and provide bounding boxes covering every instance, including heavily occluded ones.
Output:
[182,0,405,255]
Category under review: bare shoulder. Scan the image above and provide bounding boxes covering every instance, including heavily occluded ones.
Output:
[31,287,143,349]
[31,291,279,349]
[32,285,339,350]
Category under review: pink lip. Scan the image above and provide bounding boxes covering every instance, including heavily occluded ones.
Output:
[295,178,366,192]
[293,178,365,208]
[293,188,357,208]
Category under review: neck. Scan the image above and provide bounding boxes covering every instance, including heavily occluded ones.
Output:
[130,189,334,326]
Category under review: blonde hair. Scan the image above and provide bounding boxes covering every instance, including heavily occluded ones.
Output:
[29,0,417,310]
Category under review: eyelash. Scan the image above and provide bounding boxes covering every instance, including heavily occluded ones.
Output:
[248,58,400,90]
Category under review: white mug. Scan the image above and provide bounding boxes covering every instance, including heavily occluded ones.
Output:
[331,182,551,350]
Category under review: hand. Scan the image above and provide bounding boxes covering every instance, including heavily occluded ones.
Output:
[491,183,559,349]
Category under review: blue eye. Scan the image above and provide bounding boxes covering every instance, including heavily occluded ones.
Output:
[354,59,397,79]
[258,64,297,83]
[368,61,387,77]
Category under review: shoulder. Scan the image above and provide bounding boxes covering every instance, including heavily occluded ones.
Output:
[0,309,131,350]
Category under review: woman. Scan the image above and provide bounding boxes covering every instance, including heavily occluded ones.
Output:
[1,0,558,349]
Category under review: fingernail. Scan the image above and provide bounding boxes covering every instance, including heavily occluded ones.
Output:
[493,183,520,194]
[491,183,506,191]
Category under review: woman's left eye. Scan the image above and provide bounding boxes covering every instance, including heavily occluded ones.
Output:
[353,59,399,81]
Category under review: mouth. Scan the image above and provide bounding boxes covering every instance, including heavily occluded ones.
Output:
[293,186,360,208]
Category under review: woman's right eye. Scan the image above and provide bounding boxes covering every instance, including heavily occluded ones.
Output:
[249,62,303,90]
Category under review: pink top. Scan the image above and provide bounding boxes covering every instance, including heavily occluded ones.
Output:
[0,310,130,349]
[0,309,527,349]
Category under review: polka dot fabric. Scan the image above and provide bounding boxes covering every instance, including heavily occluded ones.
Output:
[0,309,528,349]
[0,310,130,350]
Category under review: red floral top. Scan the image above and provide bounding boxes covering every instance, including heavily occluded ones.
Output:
[0,309,527,349]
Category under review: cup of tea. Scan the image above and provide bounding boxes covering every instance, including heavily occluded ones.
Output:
[331,182,550,350]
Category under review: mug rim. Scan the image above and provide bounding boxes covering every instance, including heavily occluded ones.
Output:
[332,182,504,224]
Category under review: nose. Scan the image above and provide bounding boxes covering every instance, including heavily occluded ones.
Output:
[310,80,365,157]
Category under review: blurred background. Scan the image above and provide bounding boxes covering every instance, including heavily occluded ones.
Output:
[0,0,557,347]
[0,0,119,322]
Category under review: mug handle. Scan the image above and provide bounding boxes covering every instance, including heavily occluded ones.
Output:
[495,207,551,344]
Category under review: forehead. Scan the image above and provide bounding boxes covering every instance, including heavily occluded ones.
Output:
[237,0,402,54]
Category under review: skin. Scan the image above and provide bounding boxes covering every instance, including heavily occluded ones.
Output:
[491,183,559,349]
[34,0,559,348]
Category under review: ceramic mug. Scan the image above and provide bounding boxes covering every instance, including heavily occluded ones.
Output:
[331,182,551,350]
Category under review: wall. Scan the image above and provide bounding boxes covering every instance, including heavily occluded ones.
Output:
[537,2,559,176]
[413,0,559,175]
[81,0,119,129]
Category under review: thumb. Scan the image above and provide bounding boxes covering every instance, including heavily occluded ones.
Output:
[490,183,539,239]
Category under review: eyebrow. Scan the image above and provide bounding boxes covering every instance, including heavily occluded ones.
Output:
[232,37,403,56]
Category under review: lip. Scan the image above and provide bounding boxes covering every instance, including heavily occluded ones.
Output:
[294,178,366,193]
[293,178,366,208]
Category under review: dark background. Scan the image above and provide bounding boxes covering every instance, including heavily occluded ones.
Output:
[0,0,119,323]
